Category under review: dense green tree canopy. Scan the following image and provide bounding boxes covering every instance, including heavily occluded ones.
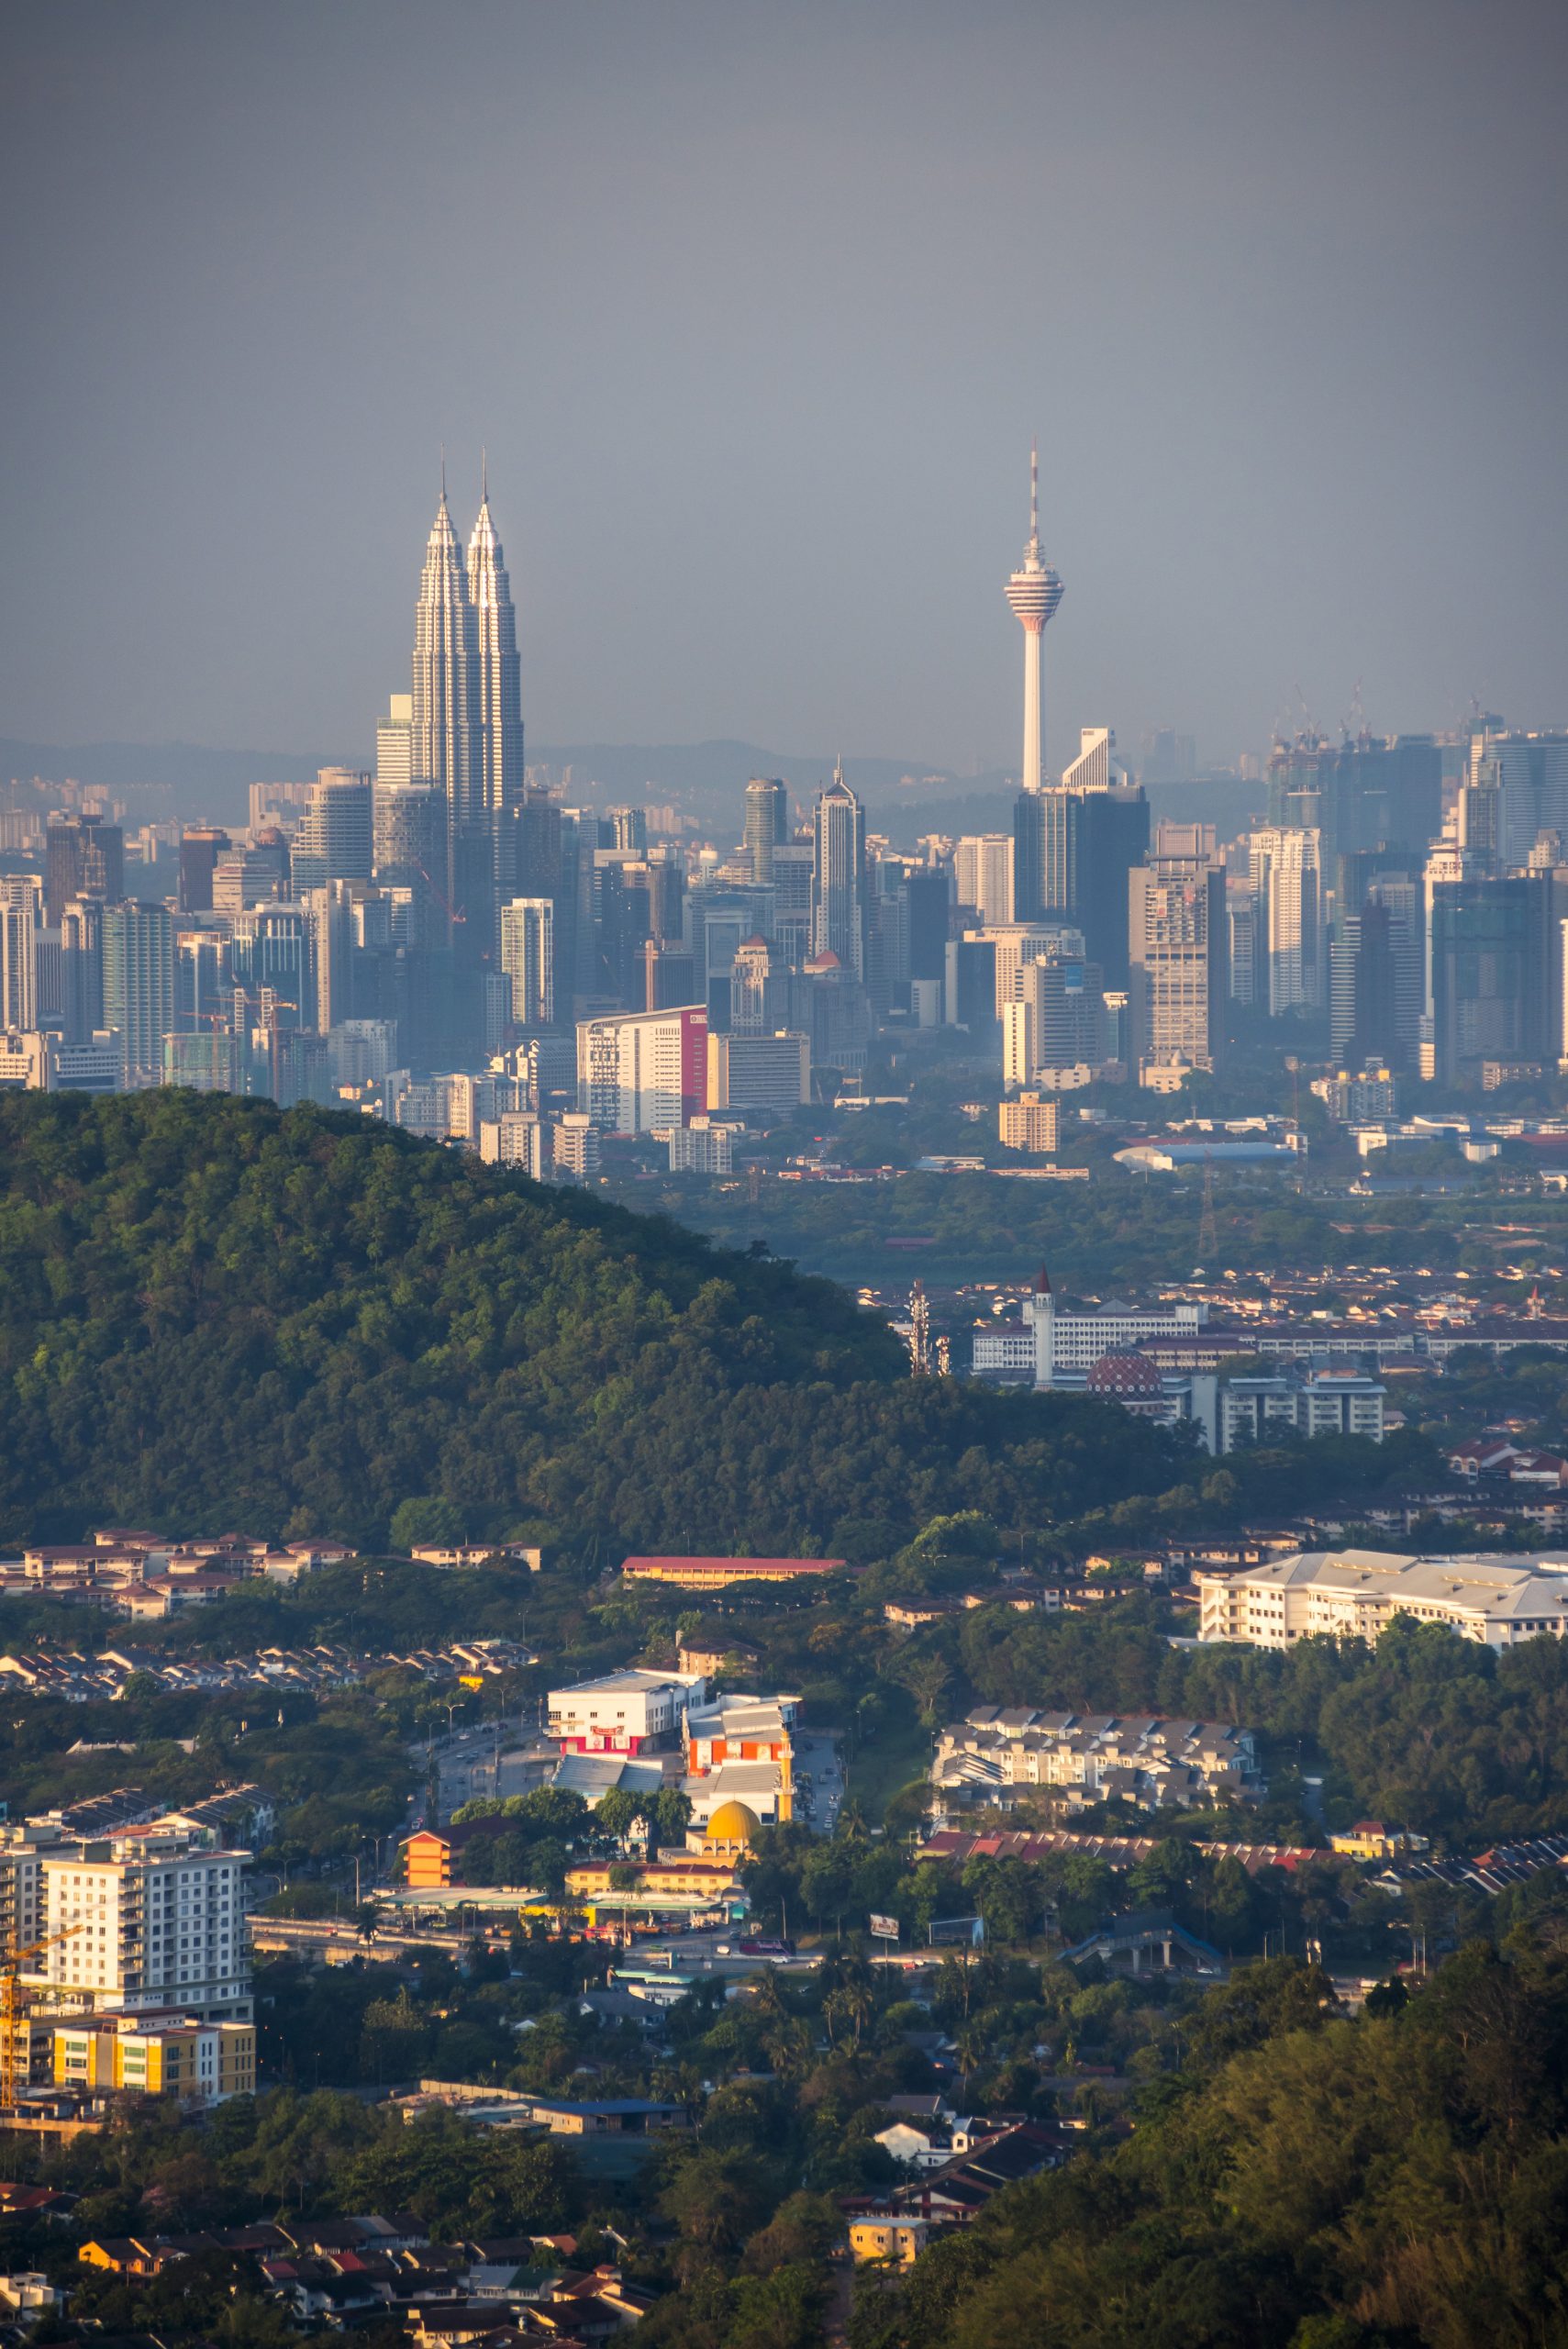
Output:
[0,1092,1187,1551]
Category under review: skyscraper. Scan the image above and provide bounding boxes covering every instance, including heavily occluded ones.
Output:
[500,898,555,1029]
[811,763,867,981]
[375,693,415,792]
[1247,827,1325,1019]
[61,897,105,1042]
[44,814,124,925]
[1129,825,1228,1075]
[292,770,373,891]
[410,485,482,950]
[102,901,175,1088]
[178,828,230,914]
[1014,729,1147,985]
[744,778,790,885]
[1004,444,1064,795]
[467,470,525,882]
[607,807,648,854]
[954,835,1015,927]
[0,877,40,1031]
[373,781,447,951]
[1429,875,1550,1085]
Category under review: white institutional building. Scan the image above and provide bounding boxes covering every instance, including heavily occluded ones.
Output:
[971,1265,1204,1390]
[1196,1547,1568,1651]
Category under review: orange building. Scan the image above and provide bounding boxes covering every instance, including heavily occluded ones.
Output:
[402,1830,455,1888]
[620,1555,845,1591]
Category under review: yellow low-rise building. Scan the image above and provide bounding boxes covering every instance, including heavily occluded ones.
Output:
[52,2015,254,2102]
[849,2215,929,2266]
[564,1856,739,1900]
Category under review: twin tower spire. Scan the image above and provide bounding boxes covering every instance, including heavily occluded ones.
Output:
[409,470,524,959]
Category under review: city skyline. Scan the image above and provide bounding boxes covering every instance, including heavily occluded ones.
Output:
[3,0,1567,774]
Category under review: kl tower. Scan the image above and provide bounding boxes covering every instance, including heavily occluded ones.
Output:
[1004,443,1064,793]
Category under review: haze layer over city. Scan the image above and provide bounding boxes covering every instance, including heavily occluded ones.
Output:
[3,8,1568,2349]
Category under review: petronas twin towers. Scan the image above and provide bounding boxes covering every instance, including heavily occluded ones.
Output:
[408,472,524,963]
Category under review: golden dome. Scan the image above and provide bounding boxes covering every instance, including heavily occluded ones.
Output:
[705,1799,762,1846]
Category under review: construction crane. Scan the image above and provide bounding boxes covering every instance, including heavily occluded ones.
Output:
[0,1922,85,2105]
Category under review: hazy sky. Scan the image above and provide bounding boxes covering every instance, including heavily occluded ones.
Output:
[3,0,1565,778]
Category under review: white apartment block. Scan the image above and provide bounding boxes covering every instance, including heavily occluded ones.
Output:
[550,1111,600,1181]
[1219,1369,1385,1447]
[954,836,1014,927]
[931,1709,1260,1811]
[668,1115,741,1174]
[477,1111,549,1176]
[29,1836,252,2020]
[1196,1547,1568,1652]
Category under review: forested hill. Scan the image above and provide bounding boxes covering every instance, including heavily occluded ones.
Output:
[0,1093,1188,1551]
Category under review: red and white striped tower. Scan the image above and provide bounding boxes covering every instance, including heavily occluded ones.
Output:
[1004,444,1065,794]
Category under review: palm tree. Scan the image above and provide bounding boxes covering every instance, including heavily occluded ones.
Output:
[841,1977,875,2046]
[953,2019,987,2103]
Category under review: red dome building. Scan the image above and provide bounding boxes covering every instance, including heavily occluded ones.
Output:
[1085,1351,1166,1415]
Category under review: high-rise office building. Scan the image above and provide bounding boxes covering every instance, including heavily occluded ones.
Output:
[1006,950,1109,1085]
[1429,875,1550,1085]
[162,1030,251,1096]
[1129,826,1228,1075]
[729,934,790,1034]
[1004,444,1064,794]
[373,781,447,951]
[45,815,124,925]
[410,487,483,949]
[1014,761,1147,985]
[102,902,175,1087]
[744,779,790,885]
[467,473,526,882]
[1247,827,1325,1019]
[1075,784,1149,991]
[606,807,648,854]
[292,770,373,892]
[229,906,316,1030]
[1467,729,1568,871]
[643,940,699,1012]
[1011,787,1046,927]
[61,897,106,1042]
[178,828,231,915]
[1061,727,1119,792]
[175,925,229,1039]
[0,878,40,1032]
[500,897,555,1028]
[212,841,288,919]
[906,869,951,1025]
[577,1004,708,1135]
[811,764,867,981]
[375,693,415,791]
[1331,868,1420,1069]
[706,1029,811,1115]
[955,835,1014,927]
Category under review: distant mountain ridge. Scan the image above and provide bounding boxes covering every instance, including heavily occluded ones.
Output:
[2,733,1262,838]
